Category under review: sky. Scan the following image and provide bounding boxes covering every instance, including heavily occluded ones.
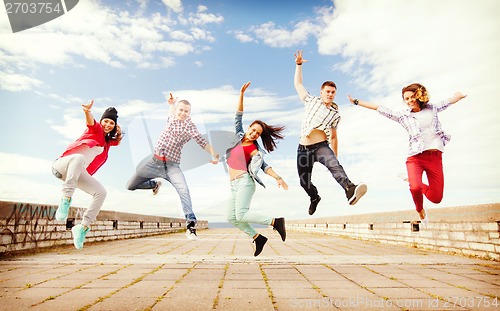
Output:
[0,0,499,224]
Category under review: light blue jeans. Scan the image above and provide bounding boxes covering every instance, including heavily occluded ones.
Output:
[226,174,272,238]
[127,157,196,225]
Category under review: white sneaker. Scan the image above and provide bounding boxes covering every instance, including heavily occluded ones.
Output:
[186,228,199,241]
[420,206,429,229]
[397,173,408,182]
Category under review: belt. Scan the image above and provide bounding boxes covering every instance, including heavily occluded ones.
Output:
[153,154,168,161]
[230,172,248,181]
[298,141,327,151]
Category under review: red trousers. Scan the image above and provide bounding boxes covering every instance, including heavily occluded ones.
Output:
[405,150,444,213]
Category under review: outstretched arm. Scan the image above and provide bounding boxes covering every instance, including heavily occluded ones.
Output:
[294,50,308,102]
[448,92,467,104]
[237,81,251,112]
[347,95,379,110]
[82,100,95,126]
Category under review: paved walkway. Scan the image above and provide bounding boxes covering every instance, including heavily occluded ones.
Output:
[1,228,499,311]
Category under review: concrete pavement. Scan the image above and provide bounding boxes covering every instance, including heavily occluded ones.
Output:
[1,228,499,310]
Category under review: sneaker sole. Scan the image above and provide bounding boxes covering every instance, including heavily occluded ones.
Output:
[349,184,367,206]
[186,231,199,241]
[55,212,68,221]
[71,226,83,249]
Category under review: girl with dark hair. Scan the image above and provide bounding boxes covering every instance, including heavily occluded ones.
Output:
[226,81,288,256]
[52,101,122,249]
[348,84,466,227]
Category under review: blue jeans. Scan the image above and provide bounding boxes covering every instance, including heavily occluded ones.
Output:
[127,156,196,225]
[296,141,353,200]
[226,174,272,238]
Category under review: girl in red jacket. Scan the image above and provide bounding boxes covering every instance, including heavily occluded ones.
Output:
[52,101,122,249]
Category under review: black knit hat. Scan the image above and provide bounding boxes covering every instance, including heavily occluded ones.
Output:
[100,107,118,124]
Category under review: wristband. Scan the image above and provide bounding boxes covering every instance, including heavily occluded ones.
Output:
[296,63,302,66]
[276,176,282,180]
[353,99,359,105]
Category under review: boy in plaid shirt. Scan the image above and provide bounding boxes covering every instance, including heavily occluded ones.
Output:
[127,93,219,240]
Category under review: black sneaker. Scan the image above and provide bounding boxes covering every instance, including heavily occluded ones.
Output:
[309,196,321,215]
[346,183,367,205]
[186,227,199,240]
[152,180,162,195]
[186,221,199,240]
[272,217,286,241]
[253,234,268,256]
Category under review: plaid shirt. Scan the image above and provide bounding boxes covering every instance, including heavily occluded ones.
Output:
[154,115,208,163]
[377,100,452,156]
[300,94,341,140]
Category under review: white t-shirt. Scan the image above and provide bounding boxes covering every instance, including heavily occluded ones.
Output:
[66,144,104,167]
[412,109,444,152]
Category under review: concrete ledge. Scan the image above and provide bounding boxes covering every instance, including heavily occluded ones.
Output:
[0,200,208,255]
[288,203,500,261]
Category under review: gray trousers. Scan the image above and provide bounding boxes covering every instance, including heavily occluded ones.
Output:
[52,154,107,227]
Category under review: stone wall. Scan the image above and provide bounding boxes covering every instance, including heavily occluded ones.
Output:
[287,203,500,261]
[0,201,208,255]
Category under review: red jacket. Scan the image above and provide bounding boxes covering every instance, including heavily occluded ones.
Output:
[60,120,119,175]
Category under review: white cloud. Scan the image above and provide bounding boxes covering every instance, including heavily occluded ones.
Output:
[162,0,183,13]
[0,0,224,92]
[232,31,257,43]
[0,71,42,91]
[252,20,321,48]
[0,153,53,175]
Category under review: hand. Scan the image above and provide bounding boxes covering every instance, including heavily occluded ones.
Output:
[82,100,94,112]
[452,92,467,102]
[210,153,220,165]
[277,178,288,190]
[347,94,358,105]
[294,50,307,65]
[168,92,177,106]
[240,81,251,94]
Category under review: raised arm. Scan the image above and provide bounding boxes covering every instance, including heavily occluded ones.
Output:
[294,50,308,102]
[237,81,251,112]
[347,95,380,110]
[82,100,95,126]
[168,92,177,116]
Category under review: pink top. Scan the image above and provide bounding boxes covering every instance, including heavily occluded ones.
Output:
[227,143,257,171]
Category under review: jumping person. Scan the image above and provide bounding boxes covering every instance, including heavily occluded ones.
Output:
[126,92,219,240]
[226,81,288,257]
[52,101,122,249]
[294,50,367,215]
[348,83,466,227]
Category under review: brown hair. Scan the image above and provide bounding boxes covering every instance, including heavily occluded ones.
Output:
[402,83,429,109]
[250,120,285,153]
[321,81,337,90]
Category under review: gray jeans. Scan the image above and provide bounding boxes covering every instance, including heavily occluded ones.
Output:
[52,154,107,227]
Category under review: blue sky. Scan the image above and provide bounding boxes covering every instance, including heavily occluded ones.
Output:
[1,0,499,223]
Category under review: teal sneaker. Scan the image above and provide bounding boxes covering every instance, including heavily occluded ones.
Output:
[55,197,72,221]
[71,224,89,249]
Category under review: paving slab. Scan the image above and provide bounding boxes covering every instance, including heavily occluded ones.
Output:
[1,228,499,311]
